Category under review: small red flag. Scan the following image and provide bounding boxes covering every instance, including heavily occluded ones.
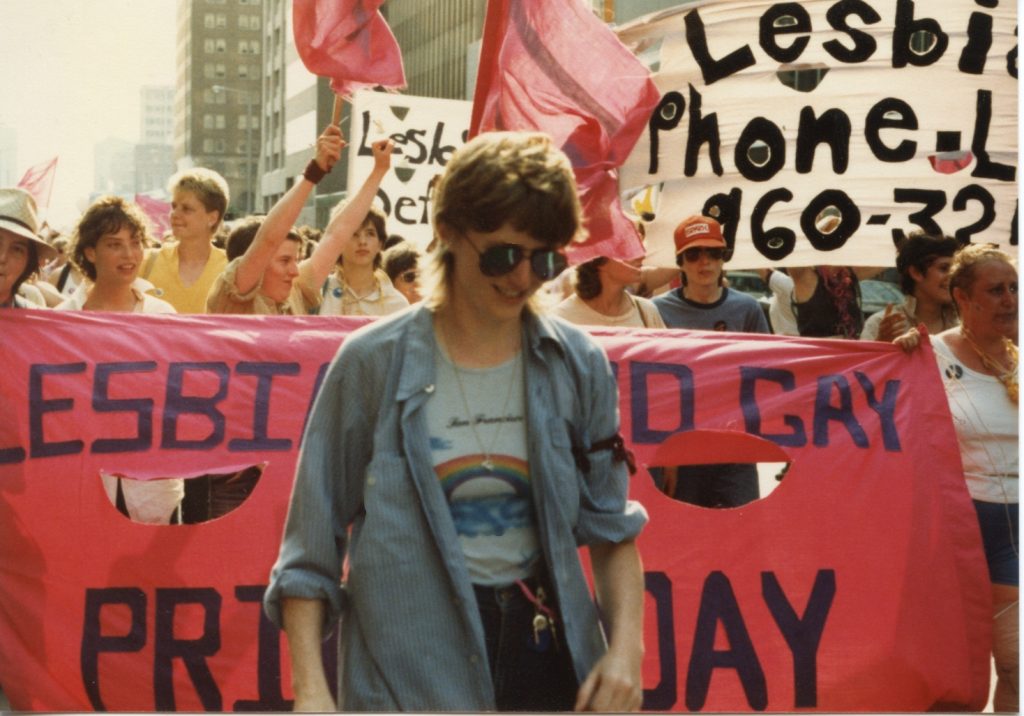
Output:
[134,194,172,242]
[471,0,660,263]
[293,0,406,98]
[16,156,58,211]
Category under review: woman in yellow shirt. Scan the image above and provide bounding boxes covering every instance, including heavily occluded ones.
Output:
[143,167,230,313]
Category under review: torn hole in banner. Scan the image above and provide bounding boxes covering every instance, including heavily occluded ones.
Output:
[645,430,790,509]
[928,150,973,174]
[909,29,939,57]
[776,64,829,92]
[99,463,265,526]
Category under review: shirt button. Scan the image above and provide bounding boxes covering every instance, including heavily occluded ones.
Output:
[366,476,376,486]
[424,384,435,393]
[469,654,479,664]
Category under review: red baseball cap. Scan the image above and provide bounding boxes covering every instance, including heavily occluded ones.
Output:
[673,215,726,255]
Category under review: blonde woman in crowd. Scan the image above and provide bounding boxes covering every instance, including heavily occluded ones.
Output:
[143,167,230,313]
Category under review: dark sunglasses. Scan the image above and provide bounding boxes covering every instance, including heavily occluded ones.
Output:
[398,270,418,283]
[678,246,725,264]
[467,238,568,281]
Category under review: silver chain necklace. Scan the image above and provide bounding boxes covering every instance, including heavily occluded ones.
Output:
[438,320,521,472]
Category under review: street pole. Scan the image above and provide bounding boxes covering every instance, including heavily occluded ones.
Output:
[245,91,253,213]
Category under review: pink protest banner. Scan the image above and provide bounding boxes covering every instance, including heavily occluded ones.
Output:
[0,311,989,711]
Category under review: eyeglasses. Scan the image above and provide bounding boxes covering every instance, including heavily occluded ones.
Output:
[398,270,417,283]
[465,236,568,281]
[678,246,725,264]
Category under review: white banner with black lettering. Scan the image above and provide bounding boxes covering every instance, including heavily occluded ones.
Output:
[617,0,1018,268]
[348,91,471,249]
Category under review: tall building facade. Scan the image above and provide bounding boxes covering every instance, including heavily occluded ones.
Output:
[94,138,136,195]
[258,0,345,226]
[140,86,176,145]
[137,86,176,196]
[174,0,264,216]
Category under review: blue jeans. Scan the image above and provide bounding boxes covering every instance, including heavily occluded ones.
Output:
[473,576,578,711]
[974,500,1019,586]
[673,463,760,508]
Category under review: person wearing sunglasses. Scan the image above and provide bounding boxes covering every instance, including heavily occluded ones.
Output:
[652,215,769,510]
[381,239,422,304]
[653,215,769,335]
[264,132,647,713]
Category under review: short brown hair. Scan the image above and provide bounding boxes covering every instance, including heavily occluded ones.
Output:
[71,196,152,281]
[425,132,583,308]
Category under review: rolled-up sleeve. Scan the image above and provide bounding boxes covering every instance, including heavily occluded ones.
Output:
[571,335,648,545]
[263,335,378,631]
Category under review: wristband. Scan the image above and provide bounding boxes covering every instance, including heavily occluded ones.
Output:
[303,159,329,185]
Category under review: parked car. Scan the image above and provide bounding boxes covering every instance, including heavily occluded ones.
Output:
[725,270,772,322]
[859,279,904,317]
[725,270,770,301]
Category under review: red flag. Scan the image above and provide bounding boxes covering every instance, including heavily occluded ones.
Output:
[133,194,172,241]
[292,0,406,98]
[470,0,660,264]
[16,156,58,211]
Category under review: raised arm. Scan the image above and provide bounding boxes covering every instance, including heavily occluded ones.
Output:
[233,125,343,295]
[302,139,394,288]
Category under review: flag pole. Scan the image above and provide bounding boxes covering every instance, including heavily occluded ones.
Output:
[331,95,344,131]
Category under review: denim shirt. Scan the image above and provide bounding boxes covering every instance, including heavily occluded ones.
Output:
[263,305,648,711]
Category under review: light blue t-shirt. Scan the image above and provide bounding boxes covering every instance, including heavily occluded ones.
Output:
[653,286,770,333]
[426,346,539,586]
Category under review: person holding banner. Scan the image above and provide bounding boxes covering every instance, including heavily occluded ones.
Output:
[265,131,646,712]
[0,188,57,309]
[55,195,183,524]
[860,232,959,342]
[142,167,230,313]
[896,244,1018,711]
[206,127,394,315]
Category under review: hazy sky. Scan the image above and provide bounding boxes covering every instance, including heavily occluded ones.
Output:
[0,1,177,227]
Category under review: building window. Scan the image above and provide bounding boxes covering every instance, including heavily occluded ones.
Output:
[203,139,215,153]
[239,40,249,54]
[239,15,249,29]
[203,114,215,129]
[216,115,226,130]
[215,139,226,153]
[203,63,215,79]
[216,38,226,53]
[215,63,226,79]
[204,13,215,28]
[204,39,215,53]
[250,15,261,30]
[216,13,227,28]
[250,40,260,55]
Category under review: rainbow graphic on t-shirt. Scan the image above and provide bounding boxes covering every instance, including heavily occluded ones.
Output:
[434,455,532,538]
